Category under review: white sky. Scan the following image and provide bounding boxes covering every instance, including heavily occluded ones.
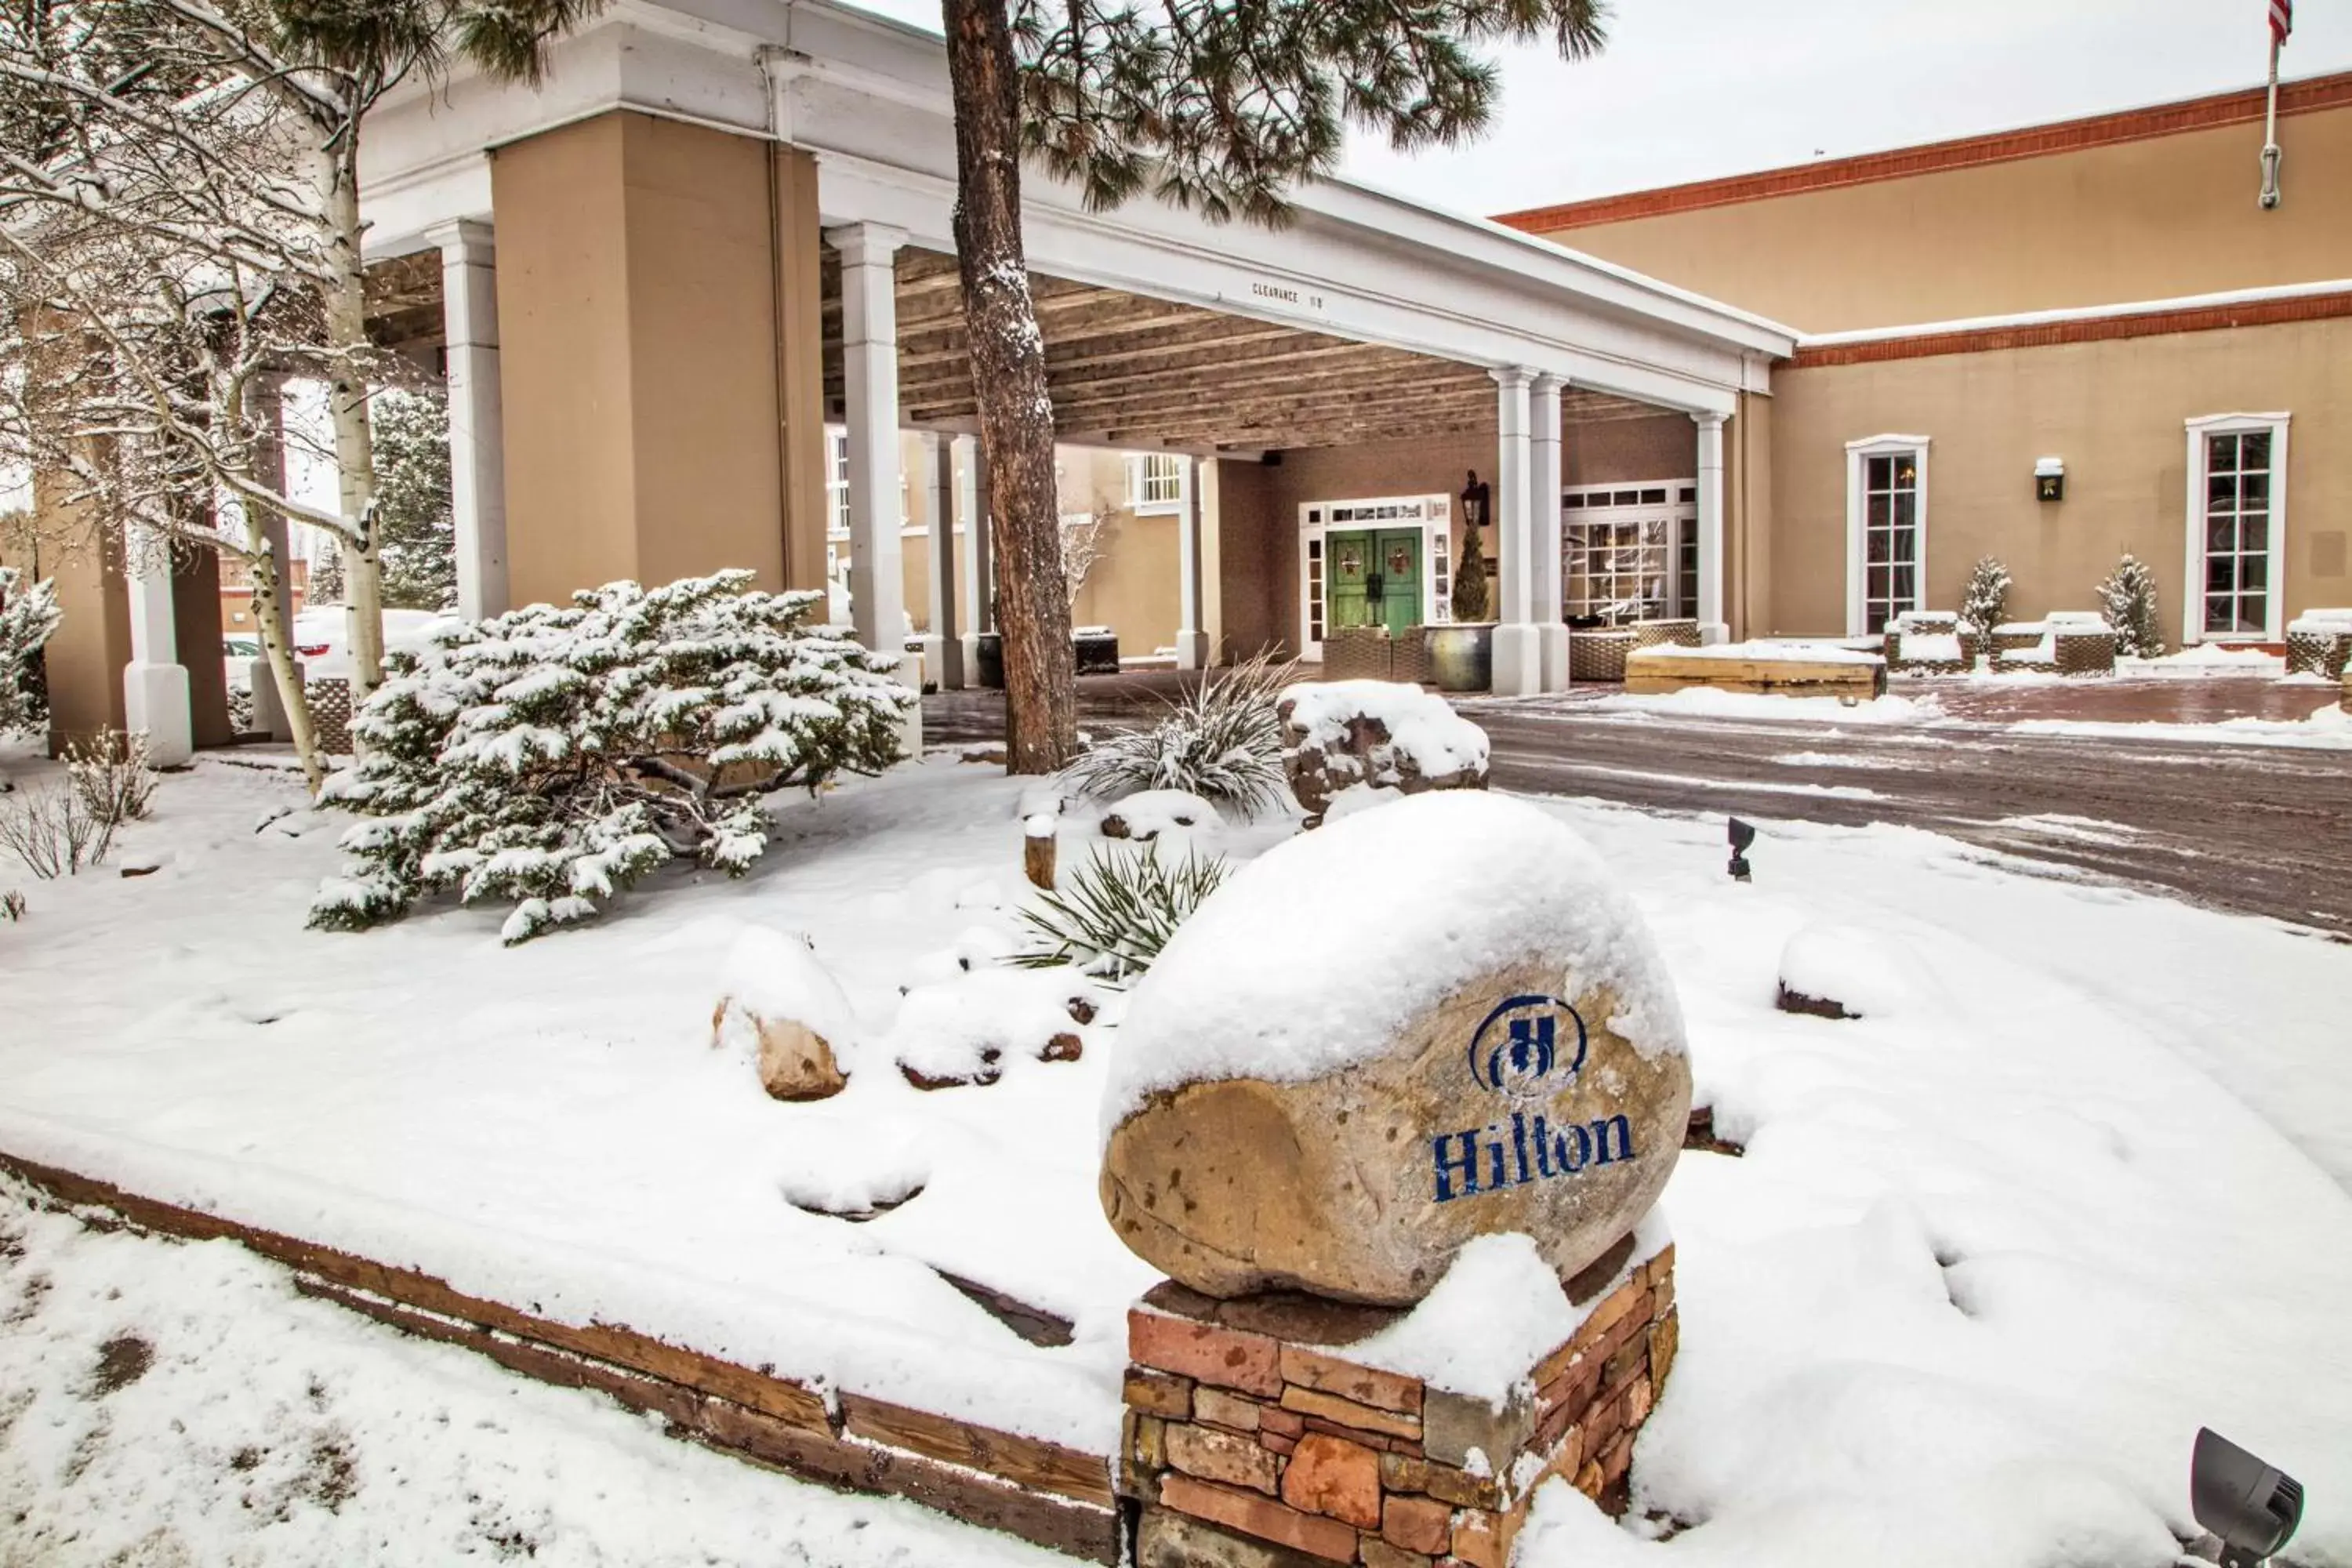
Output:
[841,0,2350,218]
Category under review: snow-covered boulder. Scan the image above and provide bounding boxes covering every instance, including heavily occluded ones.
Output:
[1100,789,1218,842]
[1100,791,1689,1305]
[1276,681,1489,828]
[710,927,859,1102]
[884,967,1102,1090]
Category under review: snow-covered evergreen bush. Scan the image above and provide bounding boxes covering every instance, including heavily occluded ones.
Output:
[2097,554,2165,659]
[1451,521,1490,622]
[309,571,913,944]
[0,566,62,736]
[1960,556,2011,636]
[370,388,458,611]
[1014,841,1228,983]
[1062,651,1290,816]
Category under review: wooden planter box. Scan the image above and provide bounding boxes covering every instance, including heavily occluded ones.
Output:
[1626,647,1886,699]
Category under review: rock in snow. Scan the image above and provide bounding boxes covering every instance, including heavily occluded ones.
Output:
[710,927,858,1102]
[1277,680,1490,826]
[1101,791,1690,1305]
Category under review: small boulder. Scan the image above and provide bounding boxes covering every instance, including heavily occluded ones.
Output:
[883,967,1103,1089]
[1101,792,1688,1305]
[1277,681,1489,827]
[711,927,859,1102]
[1099,789,1219,843]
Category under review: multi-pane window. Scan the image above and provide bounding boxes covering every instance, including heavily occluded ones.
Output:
[1859,449,1922,634]
[1675,485,1699,619]
[826,429,851,537]
[1131,452,1185,510]
[2201,430,2273,637]
[1559,484,1694,625]
[1305,535,1326,644]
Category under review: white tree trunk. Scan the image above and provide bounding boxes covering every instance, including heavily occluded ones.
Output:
[318,149,385,704]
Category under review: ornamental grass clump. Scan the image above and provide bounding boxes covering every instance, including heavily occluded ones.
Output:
[1061,651,1291,817]
[1014,841,1228,984]
[309,571,913,944]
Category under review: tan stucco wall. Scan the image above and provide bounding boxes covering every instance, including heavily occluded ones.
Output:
[1529,99,2352,332]
[23,474,125,752]
[1766,316,2352,638]
[493,112,821,608]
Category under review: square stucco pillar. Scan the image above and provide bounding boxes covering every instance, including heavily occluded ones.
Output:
[958,436,995,679]
[122,536,193,765]
[1531,374,1568,691]
[920,433,964,690]
[1694,412,1728,644]
[1489,367,1541,697]
[1174,457,1209,670]
[427,219,509,621]
[829,220,920,754]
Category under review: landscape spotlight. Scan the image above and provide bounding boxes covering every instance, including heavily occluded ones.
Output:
[2192,1428,2303,1567]
[1727,818,1755,883]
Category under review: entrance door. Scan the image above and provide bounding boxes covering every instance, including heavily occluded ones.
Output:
[1327,528,1423,637]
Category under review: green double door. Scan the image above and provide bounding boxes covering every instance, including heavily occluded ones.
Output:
[1327,529,1424,637]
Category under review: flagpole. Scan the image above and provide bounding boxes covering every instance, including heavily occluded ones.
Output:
[2259,30,2283,208]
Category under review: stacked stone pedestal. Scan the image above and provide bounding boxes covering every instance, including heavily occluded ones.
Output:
[1120,1243,1679,1567]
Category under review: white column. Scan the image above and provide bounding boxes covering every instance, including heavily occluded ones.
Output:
[122,536,193,765]
[828,221,918,753]
[1489,367,1540,696]
[245,376,302,740]
[1693,412,1728,644]
[957,436,995,683]
[1174,456,1209,670]
[427,220,507,620]
[1531,374,1568,691]
[920,432,964,689]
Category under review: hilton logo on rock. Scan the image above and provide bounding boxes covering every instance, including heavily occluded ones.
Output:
[1432,993,1635,1203]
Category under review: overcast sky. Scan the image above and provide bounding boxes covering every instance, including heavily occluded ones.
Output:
[844,0,2350,219]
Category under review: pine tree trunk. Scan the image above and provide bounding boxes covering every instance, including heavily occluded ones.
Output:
[942,0,1075,774]
[318,148,387,705]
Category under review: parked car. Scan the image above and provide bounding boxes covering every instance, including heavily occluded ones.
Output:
[224,611,459,692]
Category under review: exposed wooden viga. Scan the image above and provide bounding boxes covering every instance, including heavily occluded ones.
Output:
[818,247,1668,452]
[0,1149,1120,1563]
[1624,647,1888,699]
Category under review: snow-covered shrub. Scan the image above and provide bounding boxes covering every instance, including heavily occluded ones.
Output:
[1014,841,1229,984]
[66,731,158,826]
[309,571,913,944]
[1959,556,2010,637]
[0,566,62,736]
[2097,554,2165,659]
[1451,518,1490,622]
[1062,651,1291,817]
[1,889,23,921]
[0,779,116,879]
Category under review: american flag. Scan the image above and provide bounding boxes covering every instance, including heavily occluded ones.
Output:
[2271,0,2293,45]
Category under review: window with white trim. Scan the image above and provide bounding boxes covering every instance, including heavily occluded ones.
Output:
[1559,482,1695,625]
[1845,436,1929,636]
[2186,413,2289,642]
[826,427,851,539]
[1127,452,1185,513]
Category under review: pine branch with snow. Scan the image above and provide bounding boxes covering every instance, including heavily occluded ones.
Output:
[308,571,913,944]
[369,387,459,612]
[0,566,61,738]
[1960,556,2011,637]
[2097,554,2165,659]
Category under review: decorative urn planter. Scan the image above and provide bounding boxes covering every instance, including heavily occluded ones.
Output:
[975,631,1005,689]
[1424,622,1494,693]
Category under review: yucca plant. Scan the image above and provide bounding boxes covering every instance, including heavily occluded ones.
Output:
[1061,651,1294,817]
[1014,842,1229,984]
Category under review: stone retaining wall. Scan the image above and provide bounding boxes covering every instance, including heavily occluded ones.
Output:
[1121,1243,1679,1566]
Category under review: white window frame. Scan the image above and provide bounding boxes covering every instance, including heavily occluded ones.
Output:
[1559,480,1699,625]
[2183,412,2289,644]
[1844,434,1931,637]
[1127,452,1187,515]
[1294,494,1454,660]
[825,426,851,540]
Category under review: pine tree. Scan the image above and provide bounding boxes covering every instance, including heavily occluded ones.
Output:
[1960,556,2011,636]
[942,0,1606,772]
[369,388,459,611]
[308,571,912,943]
[2098,554,2165,659]
[0,566,61,737]
[1452,521,1490,622]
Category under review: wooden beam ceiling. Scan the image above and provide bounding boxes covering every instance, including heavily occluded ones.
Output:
[822,245,1666,452]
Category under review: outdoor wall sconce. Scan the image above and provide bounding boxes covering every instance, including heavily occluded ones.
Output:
[2035,456,2066,503]
[1461,470,1491,532]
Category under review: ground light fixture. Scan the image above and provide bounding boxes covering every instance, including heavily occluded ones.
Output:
[2191,1427,2303,1567]
[1727,817,1755,882]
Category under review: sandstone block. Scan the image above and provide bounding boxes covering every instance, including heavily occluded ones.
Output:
[1280,1347,1423,1415]
[1196,1387,1263,1433]
[1127,1367,1196,1420]
[1361,1538,1436,1568]
[1169,1422,1281,1496]
[1382,1493,1453,1555]
[1279,1433,1383,1530]
[1160,1475,1359,1563]
[1137,1505,1334,1568]
[1280,1385,1421,1443]
[1421,1386,1533,1473]
[1132,1311,1284,1397]
[1650,1312,1680,1391]
[1449,1508,1508,1568]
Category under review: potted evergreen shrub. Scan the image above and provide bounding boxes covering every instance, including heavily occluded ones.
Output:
[1425,475,1496,691]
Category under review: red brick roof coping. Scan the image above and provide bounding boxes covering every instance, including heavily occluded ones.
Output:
[1496,70,2352,233]
[1789,287,2352,368]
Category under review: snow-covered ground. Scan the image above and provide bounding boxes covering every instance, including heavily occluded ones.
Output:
[0,1179,1065,1567]
[2,750,2349,1566]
